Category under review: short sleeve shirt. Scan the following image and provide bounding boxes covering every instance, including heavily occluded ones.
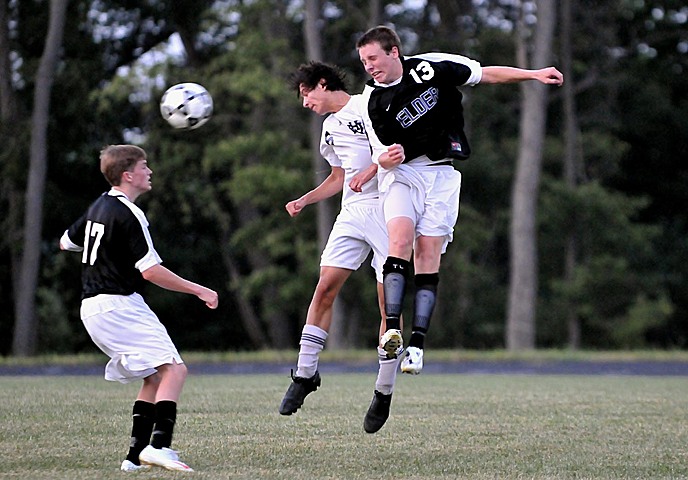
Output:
[62,189,162,298]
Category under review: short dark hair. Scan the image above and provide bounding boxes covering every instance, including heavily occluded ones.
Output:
[99,145,146,186]
[356,25,403,56]
[289,61,348,95]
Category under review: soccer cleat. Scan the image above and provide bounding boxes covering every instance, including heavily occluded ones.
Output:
[139,445,194,472]
[363,390,392,433]
[120,460,150,472]
[379,329,403,358]
[400,346,424,374]
[279,370,322,415]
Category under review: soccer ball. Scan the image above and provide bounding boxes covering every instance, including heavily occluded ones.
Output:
[160,82,213,130]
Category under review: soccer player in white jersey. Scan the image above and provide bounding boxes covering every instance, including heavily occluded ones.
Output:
[278,62,400,433]
[60,145,218,472]
[355,26,564,374]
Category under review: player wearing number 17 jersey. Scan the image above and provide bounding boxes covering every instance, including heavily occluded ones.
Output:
[60,144,218,472]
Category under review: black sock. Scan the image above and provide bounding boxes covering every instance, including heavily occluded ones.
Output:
[409,273,439,349]
[382,256,410,331]
[151,400,177,449]
[125,400,155,464]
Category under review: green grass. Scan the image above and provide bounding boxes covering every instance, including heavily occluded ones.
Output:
[1,373,688,479]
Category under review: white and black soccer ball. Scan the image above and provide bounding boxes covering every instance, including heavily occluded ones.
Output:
[160,82,213,130]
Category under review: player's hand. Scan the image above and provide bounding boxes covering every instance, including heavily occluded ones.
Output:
[349,176,363,192]
[536,67,564,86]
[379,144,405,169]
[349,168,375,192]
[198,287,219,309]
[386,143,405,167]
[285,200,304,217]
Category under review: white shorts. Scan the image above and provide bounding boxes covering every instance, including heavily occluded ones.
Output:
[320,202,389,283]
[80,293,183,384]
[379,164,461,253]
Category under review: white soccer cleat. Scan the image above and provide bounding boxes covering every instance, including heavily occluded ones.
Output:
[139,445,194,472]
[120,460,150,472]
[379,329,403,358]
[400,346,424,374]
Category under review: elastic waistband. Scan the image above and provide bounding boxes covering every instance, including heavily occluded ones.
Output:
[343,200,381,210]
[406,155,453,167]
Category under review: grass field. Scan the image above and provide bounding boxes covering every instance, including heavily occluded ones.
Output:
[1,372,687,479]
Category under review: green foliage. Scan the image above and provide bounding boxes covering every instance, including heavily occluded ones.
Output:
[539,178,669,347]
[3,0,688,354]
[613,293,675,348]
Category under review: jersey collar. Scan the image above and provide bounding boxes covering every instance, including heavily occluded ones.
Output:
[108,188,130,201]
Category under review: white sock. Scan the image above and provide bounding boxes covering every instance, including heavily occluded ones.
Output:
[295,324,328,378]
[374,346,399,395]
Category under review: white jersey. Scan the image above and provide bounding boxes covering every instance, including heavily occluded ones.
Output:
[320,94,378,207]
[316,95,388,281]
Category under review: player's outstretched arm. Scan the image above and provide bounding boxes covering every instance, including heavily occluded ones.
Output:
[285,166,345,217]
[480,66,563,86]
[142,264,219,309]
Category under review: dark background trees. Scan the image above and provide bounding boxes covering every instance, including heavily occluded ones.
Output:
[1,0,686,356]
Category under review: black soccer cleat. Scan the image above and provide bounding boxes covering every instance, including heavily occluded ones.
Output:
[363,390,392,433]
[279,370,322,415]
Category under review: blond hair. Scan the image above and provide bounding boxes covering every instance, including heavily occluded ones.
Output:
[99,145,146,186]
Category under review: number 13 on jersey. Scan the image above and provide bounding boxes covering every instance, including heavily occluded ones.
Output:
[409,61,435,83]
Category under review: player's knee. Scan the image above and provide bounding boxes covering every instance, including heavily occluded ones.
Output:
[389,236,414,257]
[156,361,188,381]
[313,274,344,307]
[173,362,188,380]
[313,284,338,308]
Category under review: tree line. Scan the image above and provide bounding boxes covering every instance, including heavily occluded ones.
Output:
[1,0,686,356]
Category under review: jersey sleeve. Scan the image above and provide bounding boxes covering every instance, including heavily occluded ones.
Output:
[411,52,483,86]
[320,116,342,168]
[60,214,87,252]
[131,223,162,272]
[357,85,388,165]
[118,200,162,272]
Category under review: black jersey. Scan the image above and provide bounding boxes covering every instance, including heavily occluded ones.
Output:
[366,55,479,162]
[62,190,161,298]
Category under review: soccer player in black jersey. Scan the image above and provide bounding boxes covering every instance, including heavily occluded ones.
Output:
[60,145,218,472]
[355,26,563,375]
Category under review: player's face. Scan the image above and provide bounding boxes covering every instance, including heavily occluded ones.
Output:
[299,82,331,115]
[125,159,153,193]
[358,42,402,84]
